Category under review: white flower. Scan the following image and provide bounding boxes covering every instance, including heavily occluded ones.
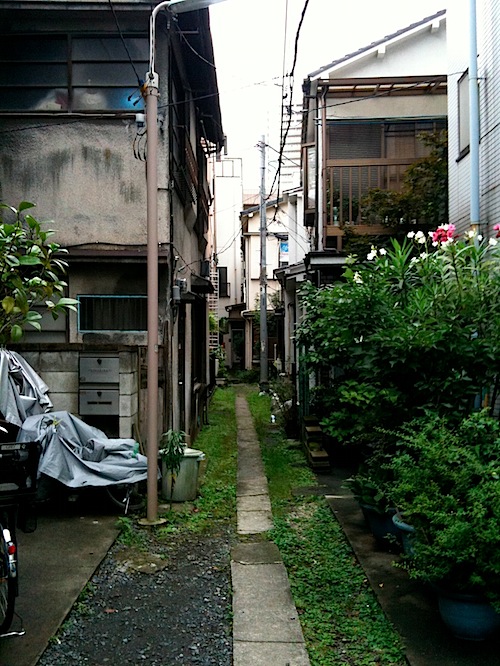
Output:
[417,235,426,244]
[432,241,439,247]
[407,231,415,239]
[420,252,428,260]
[477,234,483,241]
[353,272,363,284]
[379,248,387,255]
[489,237,498,246]
[465,229,476,239]
[366,247,377,261]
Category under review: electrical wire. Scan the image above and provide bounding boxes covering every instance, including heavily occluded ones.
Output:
[107,0,143,86]
[0,77,448,140]
[267,0,310,211]
[133,127,148,161]
[169,16,217,69]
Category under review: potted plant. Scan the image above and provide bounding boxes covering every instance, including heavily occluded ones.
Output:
[345,452,400,549]
[159,430,206,505]
[159,429,186,507]
[386,410,500,640]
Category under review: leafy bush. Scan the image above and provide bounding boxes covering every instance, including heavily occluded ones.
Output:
[386,411,500,602]
[0,201,77,343]
[297,225,500,451]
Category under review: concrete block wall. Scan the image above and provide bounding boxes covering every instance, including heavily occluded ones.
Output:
[118,351,139,439]
[20,348,139,439]
[21,350,80,415]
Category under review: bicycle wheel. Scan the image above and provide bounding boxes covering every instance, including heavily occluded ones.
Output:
[0,526,16,634]
[105,482,144,514]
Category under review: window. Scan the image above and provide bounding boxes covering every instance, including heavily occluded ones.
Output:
[279,240,289,268]
[218,267,230,298]
[78,296,147,331]
[0,35,147,112]
[304,145,316,210]
[458,71,470,157]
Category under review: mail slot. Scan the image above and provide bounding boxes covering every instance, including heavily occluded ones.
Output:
[79,389,119,416]
[79,356,119,385]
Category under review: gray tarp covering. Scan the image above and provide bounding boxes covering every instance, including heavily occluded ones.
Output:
[17,411,148,488]
[0,349,52,426]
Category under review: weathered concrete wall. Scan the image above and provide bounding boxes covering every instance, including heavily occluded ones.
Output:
[0,119,155,246]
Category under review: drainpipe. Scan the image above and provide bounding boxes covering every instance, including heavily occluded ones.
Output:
[469,0,480,228]
[259,136,268,391]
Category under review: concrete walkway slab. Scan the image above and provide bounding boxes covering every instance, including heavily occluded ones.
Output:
[232,561,305,643]
[233,640,311,666]
[237,510,274,534]
[233,392,310,666]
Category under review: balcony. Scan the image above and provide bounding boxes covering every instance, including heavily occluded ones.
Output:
[323,157,415,248]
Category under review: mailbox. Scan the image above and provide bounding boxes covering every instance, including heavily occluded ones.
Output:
[79,356,119,384]
[79,388,119,416]
[79,354,120,418]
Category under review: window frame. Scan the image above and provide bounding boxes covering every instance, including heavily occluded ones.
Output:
[0,33,147,113]
[78,295,147,333]
[458,70,470,160]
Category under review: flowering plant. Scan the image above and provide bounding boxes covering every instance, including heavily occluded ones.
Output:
[297,224,500,448]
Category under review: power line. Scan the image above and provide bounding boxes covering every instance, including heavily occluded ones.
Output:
[267,0,310,208]
[107,0,143,86]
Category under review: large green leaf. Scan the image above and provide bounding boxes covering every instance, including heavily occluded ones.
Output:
[10,324,23,342]
[18,201,36,212]
[1,296,15,314]
[18,255,42,266]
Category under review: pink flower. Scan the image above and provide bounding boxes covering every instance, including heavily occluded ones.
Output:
[494,223,500,238]
[432,224,456,244]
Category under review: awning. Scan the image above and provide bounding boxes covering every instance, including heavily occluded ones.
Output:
[191,275,214,294]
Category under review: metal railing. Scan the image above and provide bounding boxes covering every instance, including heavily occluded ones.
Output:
[324,158,415,227]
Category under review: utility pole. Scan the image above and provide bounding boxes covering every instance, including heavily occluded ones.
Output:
[259,136,268,391]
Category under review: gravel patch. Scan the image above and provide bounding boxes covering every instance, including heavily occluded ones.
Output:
[38,526,234,666]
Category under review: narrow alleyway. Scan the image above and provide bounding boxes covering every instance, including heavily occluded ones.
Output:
[231,393,310,666]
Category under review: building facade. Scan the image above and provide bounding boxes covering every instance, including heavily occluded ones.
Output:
[447,0,500,235]
[0,0,224,443]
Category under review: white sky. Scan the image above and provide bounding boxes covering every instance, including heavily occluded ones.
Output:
[209,0,446,190]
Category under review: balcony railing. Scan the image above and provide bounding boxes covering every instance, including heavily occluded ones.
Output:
[323,157,415,234]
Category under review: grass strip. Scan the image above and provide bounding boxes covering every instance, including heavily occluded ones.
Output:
[155,386,238,537]
[247,386,406,666]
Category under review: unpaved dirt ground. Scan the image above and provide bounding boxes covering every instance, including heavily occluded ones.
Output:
[37,525,234,666]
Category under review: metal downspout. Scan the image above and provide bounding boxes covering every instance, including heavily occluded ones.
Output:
[469,0,480,227]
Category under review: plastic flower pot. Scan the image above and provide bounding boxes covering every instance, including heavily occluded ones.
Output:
[392,512,416,557]
[161,448,205,502]
[437,589,500,641]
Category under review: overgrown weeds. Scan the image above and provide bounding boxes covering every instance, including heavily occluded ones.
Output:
[116,387,238,545]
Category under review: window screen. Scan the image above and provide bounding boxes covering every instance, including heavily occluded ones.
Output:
[79,296,147,331]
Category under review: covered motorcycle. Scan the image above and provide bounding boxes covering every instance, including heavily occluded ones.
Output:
[16,411,148,488]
